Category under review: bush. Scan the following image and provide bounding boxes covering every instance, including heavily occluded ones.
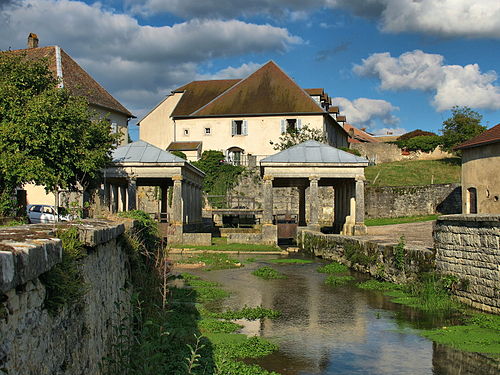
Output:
[170,150,187,159]
[397,129,437,141]
[394,135,442,152]
[339,147,361,156]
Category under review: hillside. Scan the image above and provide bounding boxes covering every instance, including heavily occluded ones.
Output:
[365,158,461,186]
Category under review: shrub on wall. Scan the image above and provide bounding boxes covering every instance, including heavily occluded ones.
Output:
[394,135,442,152]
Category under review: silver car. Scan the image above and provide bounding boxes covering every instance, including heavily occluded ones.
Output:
[27,205,74,224]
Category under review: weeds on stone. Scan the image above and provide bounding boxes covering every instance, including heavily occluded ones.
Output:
[394,236,406,271]
[252,266,286,280]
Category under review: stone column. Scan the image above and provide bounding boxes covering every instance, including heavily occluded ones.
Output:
[308,176,320,229]
[127,178,137,211]
[262,175,274,224]
[354,176,367,235]
[171,175,184,225]
[111,185,118,213]
[298,185,306,226]
[103,183,110,211]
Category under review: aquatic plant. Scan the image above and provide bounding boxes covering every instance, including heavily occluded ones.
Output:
[317,262,349,274]
[324,275,354,287]
[357,280,402,291]
[252,266,286,280]
[210,306,282,320]
[268,258,313,264]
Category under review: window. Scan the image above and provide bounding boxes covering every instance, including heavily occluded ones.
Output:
[280,119,302,133]
[231,120,248,136]
[204,127,211,135]
[467,187,477,214]
[183,128,189,136]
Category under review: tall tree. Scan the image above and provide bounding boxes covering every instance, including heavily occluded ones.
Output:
[0,52,117,214]
[269,125,327,151]
[440,106,486,152]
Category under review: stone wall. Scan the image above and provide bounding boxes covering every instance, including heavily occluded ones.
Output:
[351,143,453,164]
[434,215,500,314]
[300,230,435,283]
[365,183,461,218]
[0,220,132,375]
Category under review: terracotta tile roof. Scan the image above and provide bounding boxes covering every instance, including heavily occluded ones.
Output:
[304,88,324,96]
[171,79,241,117]
[187,61,326,117]
[7,46,133,117]
[167,141,202,151]
[344,123,379,143]
[328,106,340,114]
[455,123,500,150]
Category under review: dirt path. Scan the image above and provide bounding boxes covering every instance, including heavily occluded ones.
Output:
[361,221,435,249]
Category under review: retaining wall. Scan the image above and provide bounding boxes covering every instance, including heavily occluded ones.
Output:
[300,230,435,283]
[365,183,461,218]
[0,220,132,375]
[434,215,500,314]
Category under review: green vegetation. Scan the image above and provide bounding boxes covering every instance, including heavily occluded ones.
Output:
[339,146,361,156]
[365,214,439,226]
[317,261,349,274]
[39,227,87,315]
[207,305,281,320]
[252,266,286,280]
[269,124,326,151]
[365,158,461,186]
[420,313,500,355]
[177,252,242,271]
[440,106,486,152]
[0,53,117,216]
[394,236,406,271]
[170,150,187,159]
[268,258,313,264]
[357,279,403,291]
[324,275,354,287]
[394,135,442,152]
[170,237,281,252]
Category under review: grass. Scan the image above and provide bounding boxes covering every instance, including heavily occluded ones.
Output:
[317,262,349,274]
[324,275,355,287]
[268,258,313,264]
[357,279,403,291]
[419,313,500,355]
[208,305,282,320]
[252,266,286,280]
[365,214,439,226]
[176,252,242,270]
[170,237,281,252]
[365,158,461,186]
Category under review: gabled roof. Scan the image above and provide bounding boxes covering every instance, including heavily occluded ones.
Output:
[260,140,368,165]
[171,79,241,117]
[344,124,379,143]
[8,46,133,117]
[112,140,186,163]
[167,141,202,151]
[455,123,500,150]
[185,61,326,117]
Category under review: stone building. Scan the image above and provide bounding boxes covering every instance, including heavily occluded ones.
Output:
[455,123,500,214]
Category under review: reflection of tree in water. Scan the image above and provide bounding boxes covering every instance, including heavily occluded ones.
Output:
[432,343,500,375]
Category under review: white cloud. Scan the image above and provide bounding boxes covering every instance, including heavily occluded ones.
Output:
[0,0,301,117]
[371,127,407,136]
[354,50,500,111]
[197,62,262,80]
[332,97,400,128]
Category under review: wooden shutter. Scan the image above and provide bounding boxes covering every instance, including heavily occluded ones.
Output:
[297,119,302,130]
[243,120,248,135]
[280,119,286,134]
[231,120,236,136]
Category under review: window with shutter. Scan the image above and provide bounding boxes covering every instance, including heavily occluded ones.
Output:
[297,119,302,130]
[231,120,244,135]
[242,120,248,135]
[280,119,286,134]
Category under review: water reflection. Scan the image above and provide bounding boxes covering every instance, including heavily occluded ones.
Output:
[176,255,498,375]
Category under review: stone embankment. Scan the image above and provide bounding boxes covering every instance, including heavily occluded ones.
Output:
[0,220,133,375]
[434,215,500,314]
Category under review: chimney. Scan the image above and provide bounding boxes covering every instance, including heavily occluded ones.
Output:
[27,33,39,49]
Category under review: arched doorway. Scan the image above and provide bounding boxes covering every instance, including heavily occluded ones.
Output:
[467,187,477,214]
[227,146,244,166]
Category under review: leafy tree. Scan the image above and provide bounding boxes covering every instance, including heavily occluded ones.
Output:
[397,129,436,141]
[269,124,327,151]
[395,135,442,152]
[0,52,117,214]
[440,106,486,152]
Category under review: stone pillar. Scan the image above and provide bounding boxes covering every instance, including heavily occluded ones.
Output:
[127,178,137,211]
[103,183,110,211]
[309,176,320,229]
[172,175,184,225]
[298,185,306,226]
[262,175,274,224]
[111,185,118,213]
[354,176,367,235]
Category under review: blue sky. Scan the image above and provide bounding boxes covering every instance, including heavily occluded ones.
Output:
[1,0,500,141]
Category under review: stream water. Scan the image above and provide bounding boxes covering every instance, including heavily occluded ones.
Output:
[177,254,498,375]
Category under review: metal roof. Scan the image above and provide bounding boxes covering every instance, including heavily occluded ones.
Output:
[261,140,368,164]
[112,140,186,163]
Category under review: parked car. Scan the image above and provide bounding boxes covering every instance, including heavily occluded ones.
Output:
[26,204,75,224]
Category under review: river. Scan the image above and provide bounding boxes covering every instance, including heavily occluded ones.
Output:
[177,254,498,375]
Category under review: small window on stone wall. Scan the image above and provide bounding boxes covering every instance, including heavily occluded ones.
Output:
[183,129,189,136]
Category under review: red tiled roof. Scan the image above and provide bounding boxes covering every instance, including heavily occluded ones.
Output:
[344,123,379,143]
[171,79,241,117]
[304,88,324,96]
[7,46,133,117]
[167,141,202,151]
[455,123,500,150]
[187,61,326,117]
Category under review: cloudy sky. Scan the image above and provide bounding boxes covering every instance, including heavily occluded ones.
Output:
[1,0,500,140]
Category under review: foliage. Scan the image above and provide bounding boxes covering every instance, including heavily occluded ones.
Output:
[251,266,286,280]
[339,146,361,156]
[365,158,461,186]
[440,106,486,152]
[268,258,313,264]
[177,252,241,270]
[394,135,442,152]
[169,238,281,252]
[394,236,406,271]
[343,242,377,266]
[365,214,439,226]
[118,210,160,253]
[356,279,402,291]
[170,150,187,160]
[39,227,87,315]
[209,306,281,320]
[192,150,244,198]
[269,124,327,151]
[317,261,349,274]
[198,319,243,334]
[397,129,437,141]
[324,275,354,287]
[0,53,118,214]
